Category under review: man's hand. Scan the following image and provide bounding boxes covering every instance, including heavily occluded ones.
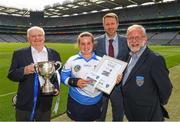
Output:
[24,64,35,75]
[54,89,59,96]
[116,74,123,85]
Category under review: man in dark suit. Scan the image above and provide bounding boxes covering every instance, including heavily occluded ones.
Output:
[122,24,173,121]
[95,13,129,121]
[8,26,61,121]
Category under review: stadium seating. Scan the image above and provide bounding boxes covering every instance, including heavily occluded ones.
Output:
[0,1,179,45]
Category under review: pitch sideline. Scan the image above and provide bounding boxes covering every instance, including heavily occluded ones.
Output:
[0,91,16,97]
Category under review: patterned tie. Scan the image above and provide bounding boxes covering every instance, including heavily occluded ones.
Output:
[108,39,114,57]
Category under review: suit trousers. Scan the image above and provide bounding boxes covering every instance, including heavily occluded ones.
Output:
[16,107,51,121]
[98,85,124,121]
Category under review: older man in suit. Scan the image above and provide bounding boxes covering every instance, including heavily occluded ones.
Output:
[122,24,173,121]
[8,26,61,121]
[95,13,129,121]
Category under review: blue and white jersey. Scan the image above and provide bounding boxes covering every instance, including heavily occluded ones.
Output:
[61,52,103,105]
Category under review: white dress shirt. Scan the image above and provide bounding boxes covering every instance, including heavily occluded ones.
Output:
[31,46,48,86]
[31,46,48,63]
[105,33,119,58]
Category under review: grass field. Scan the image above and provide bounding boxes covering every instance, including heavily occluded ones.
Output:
[0,42,180,121]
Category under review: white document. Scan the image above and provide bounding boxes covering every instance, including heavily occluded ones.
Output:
[92,55,128,94]
[81,72,101,97]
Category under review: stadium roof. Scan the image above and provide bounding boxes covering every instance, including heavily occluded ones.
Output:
[0,0,176,17]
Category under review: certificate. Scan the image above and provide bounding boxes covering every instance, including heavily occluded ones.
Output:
[81,72,101,97]
[93,55,127,94]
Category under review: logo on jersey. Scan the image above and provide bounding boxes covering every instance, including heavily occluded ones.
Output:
[74,65,81,72]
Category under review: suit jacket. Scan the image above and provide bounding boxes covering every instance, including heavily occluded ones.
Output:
[8,46,61,112]
[95,34,129,62]
[95,34,129,94]
[122,47,173,121]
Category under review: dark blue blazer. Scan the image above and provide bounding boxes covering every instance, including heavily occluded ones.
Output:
[122,47,172,120]
[95,34,129,62]
[8,46,61,111]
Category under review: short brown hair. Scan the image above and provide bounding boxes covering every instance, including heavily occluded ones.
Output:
[103,13,119,24]
[77,32,95,45]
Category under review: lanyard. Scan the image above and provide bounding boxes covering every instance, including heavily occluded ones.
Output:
[30,73,39,121]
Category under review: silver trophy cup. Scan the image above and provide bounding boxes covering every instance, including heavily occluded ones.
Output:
[35,61,61,95]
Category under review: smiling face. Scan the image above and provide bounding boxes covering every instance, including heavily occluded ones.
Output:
[27,27,45,51]
[127,25,147,53]
[103,16,119,38]
[79,36,94,56]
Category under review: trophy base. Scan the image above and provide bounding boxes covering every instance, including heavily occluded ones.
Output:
[41,81,55,95]
[41,91,56,96]
[41,87,55,96]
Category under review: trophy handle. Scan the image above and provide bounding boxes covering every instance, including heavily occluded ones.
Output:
[34,63,39,73]
[54,61,62,71]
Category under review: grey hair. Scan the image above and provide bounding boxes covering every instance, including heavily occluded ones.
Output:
[126,24,146,36]
[27,26,45,38]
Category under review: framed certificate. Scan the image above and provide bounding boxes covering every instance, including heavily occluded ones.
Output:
[93,55,127,94]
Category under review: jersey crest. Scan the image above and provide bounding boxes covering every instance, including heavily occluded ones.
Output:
[74,65,81,72]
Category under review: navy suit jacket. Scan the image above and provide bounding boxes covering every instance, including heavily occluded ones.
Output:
[122,47,172,120]
[8,46,61,111]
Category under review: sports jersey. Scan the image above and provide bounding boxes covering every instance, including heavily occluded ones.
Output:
[61,52,103,105]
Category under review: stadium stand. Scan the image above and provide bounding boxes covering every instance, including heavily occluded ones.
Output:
[44,1,180,44]
[0,0,179,45]
[0,15,29,26]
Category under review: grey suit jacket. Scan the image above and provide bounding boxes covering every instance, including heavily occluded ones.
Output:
[95,34,129,62]
[95,34,129,95]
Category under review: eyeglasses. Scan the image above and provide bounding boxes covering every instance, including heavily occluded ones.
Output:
[127,36,145,41]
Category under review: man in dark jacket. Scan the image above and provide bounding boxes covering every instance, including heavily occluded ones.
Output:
[122,24,173,121]
[8,26,61,121]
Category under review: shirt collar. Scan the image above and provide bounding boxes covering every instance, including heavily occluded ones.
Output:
[31,46,47,53]
[78,52,98,62]
[105,33,118,43]
[130,45,147,58]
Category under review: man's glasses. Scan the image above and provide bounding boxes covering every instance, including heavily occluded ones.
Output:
[127,36,145,41]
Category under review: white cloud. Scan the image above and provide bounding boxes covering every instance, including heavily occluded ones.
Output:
[0,0,70,10]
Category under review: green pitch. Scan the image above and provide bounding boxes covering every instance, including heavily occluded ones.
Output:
[0,42,78,121]
[0,42,179,121]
